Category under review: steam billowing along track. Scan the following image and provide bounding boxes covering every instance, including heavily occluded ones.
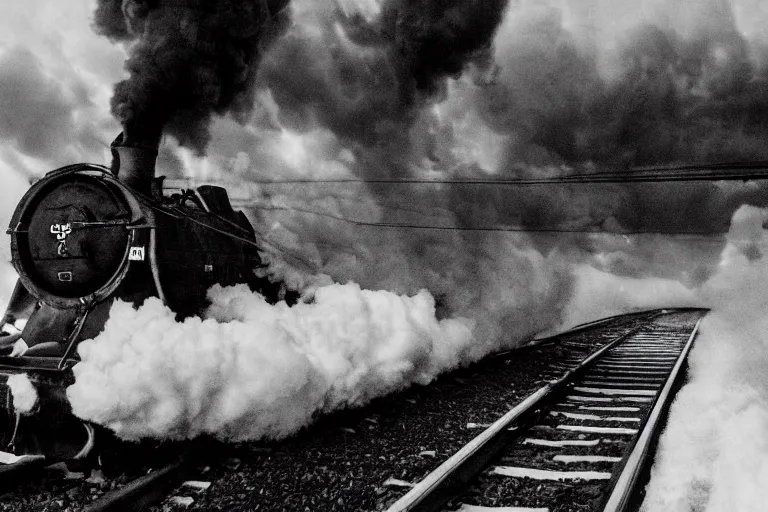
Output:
[0,310,704,511]
[386,309,705,512]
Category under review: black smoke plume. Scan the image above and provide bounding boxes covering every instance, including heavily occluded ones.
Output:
[379,0,509,102]
[260,0,509,152]
[92,0,290,152]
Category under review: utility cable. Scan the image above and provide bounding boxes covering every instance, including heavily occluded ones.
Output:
[246,162,768,186]
[253,205,728,239]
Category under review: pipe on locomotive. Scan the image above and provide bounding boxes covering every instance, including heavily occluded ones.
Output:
[109,130,161,195]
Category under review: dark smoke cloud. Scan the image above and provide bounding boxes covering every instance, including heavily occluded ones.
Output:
[379,0,509,102]
[259,0,509,153]
[209,0,768,308]
[462,2,768,238]
[92,0,133,42]
[585,25,767,166]
[485,4,768,169]
[92,0,291,152]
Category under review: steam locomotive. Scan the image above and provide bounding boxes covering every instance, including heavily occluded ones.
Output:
[0,134,285,459]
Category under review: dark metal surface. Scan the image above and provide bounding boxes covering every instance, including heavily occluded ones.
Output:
[0,454,48,493]
[0,355,76,373]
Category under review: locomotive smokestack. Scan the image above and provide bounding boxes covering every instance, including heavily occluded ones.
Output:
[110,131,160,195]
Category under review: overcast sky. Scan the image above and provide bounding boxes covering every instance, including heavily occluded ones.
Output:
[3,0,768,290]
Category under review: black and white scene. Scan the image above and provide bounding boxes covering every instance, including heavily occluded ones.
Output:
[0,0,766,510]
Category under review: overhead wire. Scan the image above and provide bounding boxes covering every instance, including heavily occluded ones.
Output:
[237,162,768,238]
[159,162,762,262]
[253,205,728,239]
[246,161,768,186]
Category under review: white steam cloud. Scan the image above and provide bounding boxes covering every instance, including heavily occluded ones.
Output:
[66,238,699,442]
[67,283,473,441]
[642,205,768,512]
[7,373,38,415]
[554,264,699,331]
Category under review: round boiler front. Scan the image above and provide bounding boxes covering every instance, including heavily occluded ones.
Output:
[15,173,132,299]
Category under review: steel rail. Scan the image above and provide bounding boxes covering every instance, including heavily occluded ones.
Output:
[532,309,662,344]
[490,310,660,359]
[600,317,703,512]
[384,320,651,512]
[84,452,197,512]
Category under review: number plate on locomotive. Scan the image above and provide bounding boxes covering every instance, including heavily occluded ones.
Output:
[129,247,146,261]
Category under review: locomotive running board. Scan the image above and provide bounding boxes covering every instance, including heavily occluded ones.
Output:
[0,356,76,373]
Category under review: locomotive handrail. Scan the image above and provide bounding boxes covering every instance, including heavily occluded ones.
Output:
[5,225,27,235]
[69,219,132,228]
[7,219,136,234]
[41,163,111,180]
[148,199,254,237]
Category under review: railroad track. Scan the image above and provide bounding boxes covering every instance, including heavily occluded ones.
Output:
[83,450,199,512]
[385,309,706,512]
[0,439,211,511]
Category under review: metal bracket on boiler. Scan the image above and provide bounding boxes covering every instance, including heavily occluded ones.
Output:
[57,302,93,370]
